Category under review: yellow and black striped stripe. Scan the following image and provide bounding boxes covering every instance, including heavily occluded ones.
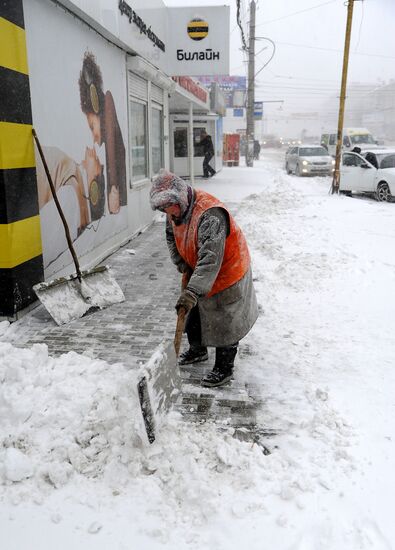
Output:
[187,19,209,41]
[0,1,44,318]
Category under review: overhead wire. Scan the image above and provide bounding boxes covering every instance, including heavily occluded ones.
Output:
[255,82,393,92]
[233,0,390,120]
[265,70,343,83]
[241,0,249,31]
[255,36,276,77]
[255,0,338,27]
[236,0,248,51]
[274,40,395,60]
[353,0,364,53]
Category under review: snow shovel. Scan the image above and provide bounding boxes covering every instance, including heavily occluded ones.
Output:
[137,308,186,444]
[32,129,125,325]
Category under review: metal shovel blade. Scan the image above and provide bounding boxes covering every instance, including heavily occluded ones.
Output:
[33,266,125,325]
[137,340,182,444]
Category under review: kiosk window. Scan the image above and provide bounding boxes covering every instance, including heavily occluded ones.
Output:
[130,101,148,182]
[174,126,210,158]
[151,107,163,174]
[174,128,188,158]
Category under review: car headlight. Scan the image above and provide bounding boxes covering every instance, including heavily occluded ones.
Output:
[331,160,335,165]
[302,160,309,166]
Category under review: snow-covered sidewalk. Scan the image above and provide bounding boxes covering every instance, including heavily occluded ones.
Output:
[1,154,394,549]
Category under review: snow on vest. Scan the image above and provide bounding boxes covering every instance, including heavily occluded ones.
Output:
[172,190,250,297]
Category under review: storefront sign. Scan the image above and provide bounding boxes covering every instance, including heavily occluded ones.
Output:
[119,0,165,51]
[55,0,167,72]
[167,6,229,76]
[172,76,208,103]
[176,48,220,62]
[51,2,227,75]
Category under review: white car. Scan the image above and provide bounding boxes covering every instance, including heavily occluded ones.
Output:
[340,150,395,202]
[285,145,335,176]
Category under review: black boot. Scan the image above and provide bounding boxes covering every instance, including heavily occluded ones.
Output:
[201,345,238,387]
[179,346,208,365]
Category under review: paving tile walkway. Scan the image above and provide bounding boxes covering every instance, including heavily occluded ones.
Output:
[5,218,274,449]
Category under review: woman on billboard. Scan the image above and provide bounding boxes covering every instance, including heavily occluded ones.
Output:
[79,51,127,215]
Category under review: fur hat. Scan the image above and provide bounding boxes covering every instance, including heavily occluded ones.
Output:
[150,169,192,216]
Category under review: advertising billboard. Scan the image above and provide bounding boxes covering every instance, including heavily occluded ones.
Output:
[196,76,246,108]
[25,0,128,278]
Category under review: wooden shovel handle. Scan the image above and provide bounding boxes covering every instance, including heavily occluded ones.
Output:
[175,267,192,356]
[32,128,82,281]
[174,307,187,358]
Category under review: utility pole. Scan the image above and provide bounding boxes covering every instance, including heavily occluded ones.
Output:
[331,0,357,194]
[245,0,256,168]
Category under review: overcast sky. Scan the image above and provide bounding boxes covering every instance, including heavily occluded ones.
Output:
[164,0,395,118]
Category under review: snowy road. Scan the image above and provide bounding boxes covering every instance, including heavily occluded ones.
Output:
[203,152,395,549]
[1,151,395,549]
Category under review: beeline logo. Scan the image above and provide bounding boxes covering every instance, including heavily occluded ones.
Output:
[187,18,208,41]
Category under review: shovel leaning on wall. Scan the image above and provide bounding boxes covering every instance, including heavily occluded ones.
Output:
[32,129,125,325]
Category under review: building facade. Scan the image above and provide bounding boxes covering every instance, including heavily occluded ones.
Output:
[0,0,229,319]
[320,82,395,142]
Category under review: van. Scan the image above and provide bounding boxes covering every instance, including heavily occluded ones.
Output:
[321,128,377,157]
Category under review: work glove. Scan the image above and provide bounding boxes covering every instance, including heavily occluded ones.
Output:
[176,288,198,313]
[176,261,190,274]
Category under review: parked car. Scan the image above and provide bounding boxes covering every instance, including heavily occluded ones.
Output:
[340,149,395,201]
[285,145,335,176]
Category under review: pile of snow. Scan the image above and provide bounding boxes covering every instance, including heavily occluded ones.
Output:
[0,343,144,487]
[1,156,395,548]
[0,339,359,548]
[0,320,10,338]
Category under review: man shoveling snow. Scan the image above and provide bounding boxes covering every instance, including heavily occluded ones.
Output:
[150,170,258,387]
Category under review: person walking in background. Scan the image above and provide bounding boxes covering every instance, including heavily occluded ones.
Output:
[253,139,261,160]
[150,170,258,387]
[200,130,216,179]
[79,51,127,214]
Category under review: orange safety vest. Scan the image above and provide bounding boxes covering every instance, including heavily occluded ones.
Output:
[172,190,250,297]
